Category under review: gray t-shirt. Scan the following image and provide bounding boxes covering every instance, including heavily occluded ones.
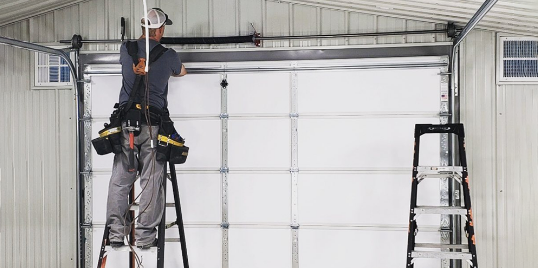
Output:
[119,39,182,110]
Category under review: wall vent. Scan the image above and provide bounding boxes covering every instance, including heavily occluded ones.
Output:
[499,37,538,83]
[34,52,72,87]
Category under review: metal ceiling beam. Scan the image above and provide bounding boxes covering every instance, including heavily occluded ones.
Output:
[454,0,499,47]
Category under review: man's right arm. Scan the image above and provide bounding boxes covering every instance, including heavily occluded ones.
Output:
[173,64,187,77]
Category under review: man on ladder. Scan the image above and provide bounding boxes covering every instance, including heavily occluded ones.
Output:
[106,7,187,250]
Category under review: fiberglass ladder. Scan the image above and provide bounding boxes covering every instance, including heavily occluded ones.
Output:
[406,124,478,268]
[96,162,190,268]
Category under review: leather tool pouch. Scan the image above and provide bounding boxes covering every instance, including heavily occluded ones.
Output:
[156,115,189,164]
[92,107,123,155]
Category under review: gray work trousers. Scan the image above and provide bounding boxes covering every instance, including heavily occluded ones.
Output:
[106,124,165,246]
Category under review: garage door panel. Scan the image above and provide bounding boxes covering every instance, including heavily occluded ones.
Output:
[91,227,222,268]
[92,175,110,224]
[299,229,440,268]
[172,119,221,169]
[298,118,440,168]
[165,173,221,223]
[91,76,122,117]
[298,68,441,114]
[163,227,222,268]
[228,119,291,168]
[167,74,221,116]
[228,173,291,223]
[299,174,440,226]
[229,229,292,268]
[228,72,290,115]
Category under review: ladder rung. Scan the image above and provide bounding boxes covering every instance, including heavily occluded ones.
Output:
[417,166,463,173]
[165,238,181,242]
[414,206,468,215]
[104,245,157,253]
[417,173,462,179]
[411,251,472,260]
[415,243,470,249]
[131,203,176,210]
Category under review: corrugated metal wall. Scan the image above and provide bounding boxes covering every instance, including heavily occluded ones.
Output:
[3,0,535,267]
[0,22,77,268]
[460,30,498,268]
[461,30,538,268]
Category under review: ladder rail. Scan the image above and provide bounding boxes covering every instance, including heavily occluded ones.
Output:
[96,161,190,268]
[406,124,478,268]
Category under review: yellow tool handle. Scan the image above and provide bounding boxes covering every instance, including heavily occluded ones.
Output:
[158,134,184,147]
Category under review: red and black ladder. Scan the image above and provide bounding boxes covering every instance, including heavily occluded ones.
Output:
[96,162,190,268]
[406,124,478,268]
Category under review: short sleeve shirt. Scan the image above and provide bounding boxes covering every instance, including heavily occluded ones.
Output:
[119,39,182,110]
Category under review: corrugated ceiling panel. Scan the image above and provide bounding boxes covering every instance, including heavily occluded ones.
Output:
[460,30,498,268]
[497,84,538,268]
[272,0,538,37]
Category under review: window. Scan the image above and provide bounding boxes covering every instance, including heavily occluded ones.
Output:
[34,52,73,87]
[499,37,538,83]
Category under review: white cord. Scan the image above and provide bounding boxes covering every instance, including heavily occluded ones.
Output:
[143,0,149,73]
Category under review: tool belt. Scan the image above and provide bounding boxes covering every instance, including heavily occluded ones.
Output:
[91,104,189,164]
[156,111,189,164]
[91,106,124,155]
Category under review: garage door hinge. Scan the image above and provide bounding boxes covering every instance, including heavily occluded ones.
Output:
[291,224,300,229]
[220,167,229,173]
[290,167,299,173]
[220,113,229,119]
[221,222,230,229]
[289,113,299,118]
[81,223,93,228]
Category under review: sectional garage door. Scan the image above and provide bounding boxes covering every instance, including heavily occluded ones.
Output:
[85,55,449,268]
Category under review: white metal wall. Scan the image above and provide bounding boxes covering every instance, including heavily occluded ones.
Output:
[460,30,538,268]
[0,23,78,268]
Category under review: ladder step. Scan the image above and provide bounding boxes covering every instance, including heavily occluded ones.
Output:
[165,238,181,242]
[414,206,467,215]
[104,245,157,253]
[411,251,473,260]
[417,166,463,178]
[415,243,469,249]
[131,202,176,211]
[417,166,463,172]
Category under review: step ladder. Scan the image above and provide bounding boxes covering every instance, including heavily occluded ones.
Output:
[406,124,478,268]
[96,162,190,268]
